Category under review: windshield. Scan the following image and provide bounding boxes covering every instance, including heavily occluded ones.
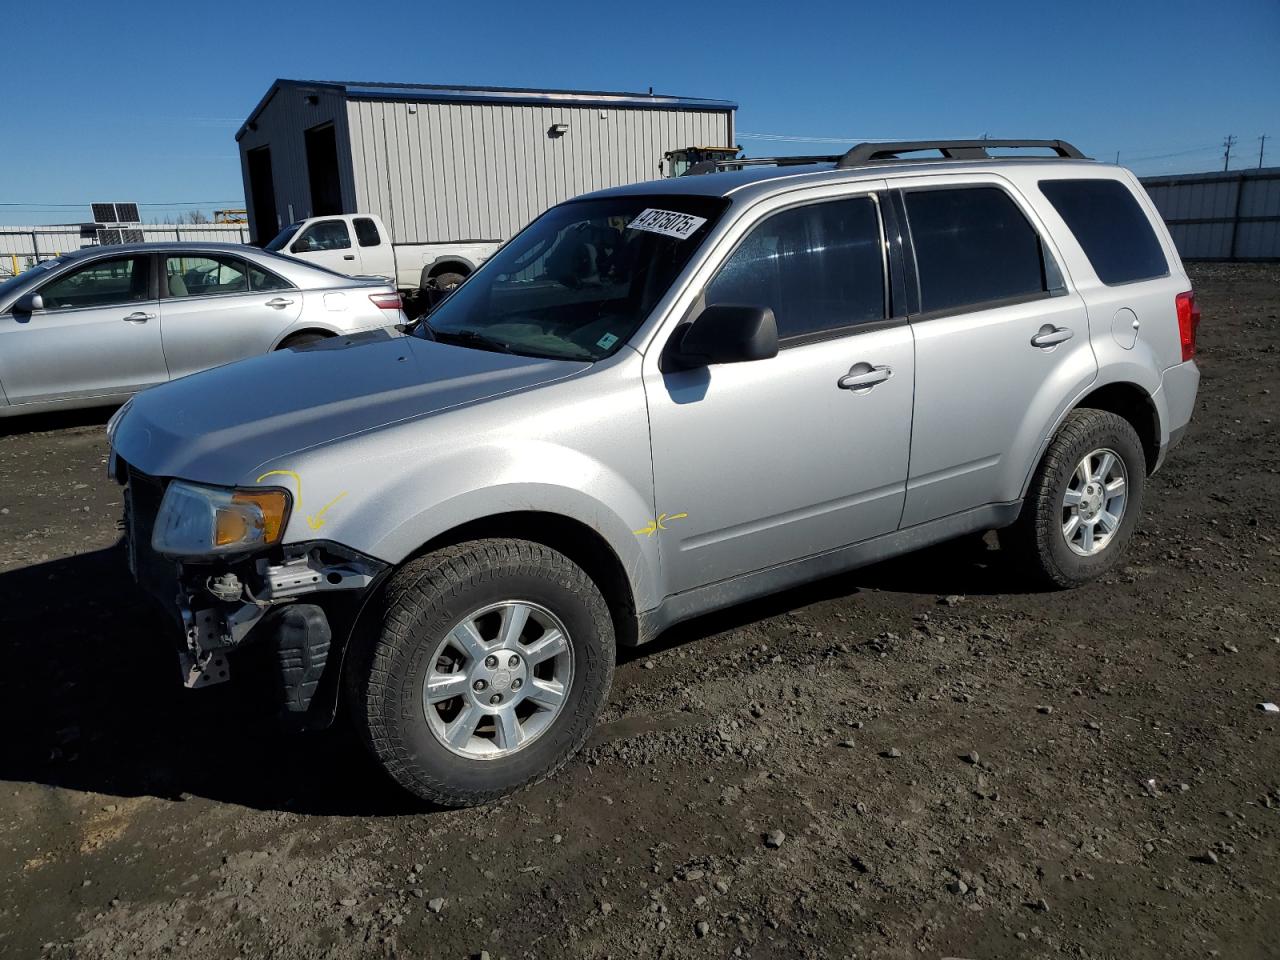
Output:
[0,256,67,303]
[415,195,728,361]
[265,224,301,252]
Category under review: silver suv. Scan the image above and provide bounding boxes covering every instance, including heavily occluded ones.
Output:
[110,139,1201,806]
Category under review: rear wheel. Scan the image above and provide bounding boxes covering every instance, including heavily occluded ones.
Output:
[278,331,330,349]
[431,270,467,293]
[999,409,1146,588]
[348,539,614,806]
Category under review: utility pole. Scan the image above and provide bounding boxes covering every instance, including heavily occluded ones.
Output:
[1260,134,1269,169]
[1223,134,1237,171]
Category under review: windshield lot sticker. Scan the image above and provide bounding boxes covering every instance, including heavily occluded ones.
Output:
[634,512,689,537]
[596,332,619,350]
[627,209,707,241]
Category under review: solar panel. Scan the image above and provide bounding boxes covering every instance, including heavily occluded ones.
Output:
[121,228,144,244]
[96,229,122,245]
[91,202,116,223]
[115,202,141,223]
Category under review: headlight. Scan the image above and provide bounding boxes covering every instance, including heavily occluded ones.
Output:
[152,481,292,558]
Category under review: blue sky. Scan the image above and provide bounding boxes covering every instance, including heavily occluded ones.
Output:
[1,0,1276,225]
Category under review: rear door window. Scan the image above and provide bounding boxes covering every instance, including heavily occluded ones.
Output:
[1039,178,1168,285]
[165,255,248,298]
[705,196,886,341]
[292,220,351,252]
[904,186,1052,315]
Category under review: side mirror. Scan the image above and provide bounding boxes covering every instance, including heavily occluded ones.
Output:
[666,303,779,370]
[13,292,43,313]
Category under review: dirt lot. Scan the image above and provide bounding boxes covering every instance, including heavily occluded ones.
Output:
[0,263,1277,960]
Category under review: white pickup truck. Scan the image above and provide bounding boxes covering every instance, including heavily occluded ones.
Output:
[265,213,498,305]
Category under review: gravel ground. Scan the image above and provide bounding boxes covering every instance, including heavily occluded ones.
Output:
[0,263,1276,960]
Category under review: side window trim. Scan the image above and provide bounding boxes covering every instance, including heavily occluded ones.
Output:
[894,182,1067,322]
[697,191,901,350]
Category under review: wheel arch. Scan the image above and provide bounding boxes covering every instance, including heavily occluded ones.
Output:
[412,511,640,649]
[273,326,338,350]
[1073,381,1160,475]
[419,258,474,289]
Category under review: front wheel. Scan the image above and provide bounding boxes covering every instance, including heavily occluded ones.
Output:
[348,539,614,806]
[999,409,1146,588]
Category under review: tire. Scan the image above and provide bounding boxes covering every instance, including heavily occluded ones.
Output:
[278,331,330,349]
[431,271,466,292]
[999,409,1146,589]
[348,539,615,806]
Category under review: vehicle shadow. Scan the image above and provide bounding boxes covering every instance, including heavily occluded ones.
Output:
[622,531,1034,662]
[0,545,417,817]
[0,531,1035,815]
[0,405,115,438]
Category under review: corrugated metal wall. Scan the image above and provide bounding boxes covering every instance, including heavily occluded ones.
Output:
[346,100,732,244]
[237,85,355,242]
[0,225,251,277]
[1141,168,1280,260]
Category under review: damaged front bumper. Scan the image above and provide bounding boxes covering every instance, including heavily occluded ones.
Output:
[120,463,388,719]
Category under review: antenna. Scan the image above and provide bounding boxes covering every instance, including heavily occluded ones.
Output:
[1260,134,1270,169]
[1223,134,1237,171]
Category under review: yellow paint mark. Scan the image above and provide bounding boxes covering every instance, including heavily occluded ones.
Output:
[256,468,303,499]
[306,491,348,530]
[634,512,689,537]
[255,469,348,530]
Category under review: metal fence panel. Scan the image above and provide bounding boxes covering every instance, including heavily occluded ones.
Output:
[1141,168,1280,260]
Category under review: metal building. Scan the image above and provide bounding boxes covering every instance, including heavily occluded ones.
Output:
[1140,167,1280,261]
[236,79,737,245]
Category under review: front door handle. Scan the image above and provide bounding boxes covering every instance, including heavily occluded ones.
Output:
[122,312,154,323]
[1030,325,1074,348]
[265,298,295,309]
[342,254,355,261]
[838,363,893,391]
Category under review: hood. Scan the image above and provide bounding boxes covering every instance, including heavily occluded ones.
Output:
[113,329,588,483]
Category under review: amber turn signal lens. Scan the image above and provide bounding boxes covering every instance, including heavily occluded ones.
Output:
[231,489,291,544]
[214,509,250,547]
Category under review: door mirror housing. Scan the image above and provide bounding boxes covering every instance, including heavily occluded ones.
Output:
[13,292,44,313]
[666,303,779,370]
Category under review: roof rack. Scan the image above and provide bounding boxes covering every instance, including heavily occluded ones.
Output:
[836,139,1086,168]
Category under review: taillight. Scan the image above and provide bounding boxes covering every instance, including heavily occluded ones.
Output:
[1175,291,1200,362]
[370,292,402,311]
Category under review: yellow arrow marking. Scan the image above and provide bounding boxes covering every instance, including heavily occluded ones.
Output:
[306,491,348,530]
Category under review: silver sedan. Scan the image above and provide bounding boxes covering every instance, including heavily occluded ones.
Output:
[0,242,406,417]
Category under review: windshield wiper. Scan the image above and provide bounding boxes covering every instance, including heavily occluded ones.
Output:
[430,328,516,355]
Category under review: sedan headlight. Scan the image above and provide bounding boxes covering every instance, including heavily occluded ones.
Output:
[152,481,292,558]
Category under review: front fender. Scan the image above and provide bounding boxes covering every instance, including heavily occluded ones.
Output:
[266,438,662,613]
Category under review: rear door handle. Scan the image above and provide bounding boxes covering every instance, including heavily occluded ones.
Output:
[1030,325,1074,348]
[342,254,355,261]
[265,298,295,309]
[122,312,154,323]
[838,363,893,391]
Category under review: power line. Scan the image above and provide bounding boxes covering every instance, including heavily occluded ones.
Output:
[0,200,243,208]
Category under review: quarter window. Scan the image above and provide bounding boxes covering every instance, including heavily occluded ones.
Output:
[1039,179,1168,285]
[354,217,382,247]
[904,187,1052,314]
[292,219,351,252]
[38,256,150,310]
[164,255,248,298]
[705,197,886,340]
[247,262,293,292]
